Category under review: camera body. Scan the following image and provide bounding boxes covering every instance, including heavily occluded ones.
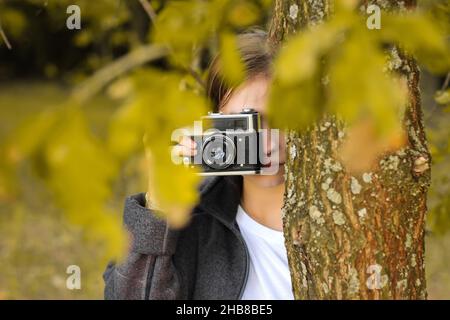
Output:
[187,108,262,176]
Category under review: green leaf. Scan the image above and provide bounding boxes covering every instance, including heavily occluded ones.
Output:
[380,13,450,73]
[43,107,126,259]
[435,88,450,106]
[226,1,261,28]
[129,68,209,227]
[268,74,323,130]
[108,100,146,160]
[218,32,246,87]
[152,0,226,66]
[275,15,350,85]
[328,30,407,136]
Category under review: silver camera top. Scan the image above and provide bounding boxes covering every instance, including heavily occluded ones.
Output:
[206,107,256,116]
[202,108,259,132]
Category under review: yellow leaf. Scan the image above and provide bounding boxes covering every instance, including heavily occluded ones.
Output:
[218,32,246,87]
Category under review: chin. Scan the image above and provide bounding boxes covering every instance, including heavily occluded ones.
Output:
[246,164,285,187]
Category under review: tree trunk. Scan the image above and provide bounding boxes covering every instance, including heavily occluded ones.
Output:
[269,0,430,299]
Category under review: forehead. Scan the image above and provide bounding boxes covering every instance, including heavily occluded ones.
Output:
[221,76,270,115]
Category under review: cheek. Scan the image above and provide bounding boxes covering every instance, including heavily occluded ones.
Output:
[279,133,286,144]
[278,134,287,157]
[277,132,286,148]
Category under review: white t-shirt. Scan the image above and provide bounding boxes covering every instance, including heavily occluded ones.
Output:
[236,205,294,300]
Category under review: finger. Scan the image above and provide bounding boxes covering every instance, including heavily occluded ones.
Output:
[179,136,197,149]
[173,144,197,157]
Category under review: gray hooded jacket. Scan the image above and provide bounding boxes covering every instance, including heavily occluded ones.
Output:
[103,176,250,299]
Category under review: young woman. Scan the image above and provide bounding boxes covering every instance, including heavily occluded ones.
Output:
[103,28,293,300]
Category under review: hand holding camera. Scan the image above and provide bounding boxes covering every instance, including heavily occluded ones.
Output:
[173,135,198,158]
[172,108,279,176]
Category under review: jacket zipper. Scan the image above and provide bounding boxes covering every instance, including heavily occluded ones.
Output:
[236,230,250,300]
[206,209,250,300]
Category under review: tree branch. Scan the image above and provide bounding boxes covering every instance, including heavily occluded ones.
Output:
[0,18,12,50]
[72,44,168,102]
[137,0,205,89]
[441,72,450,91]
[138,0,157,24]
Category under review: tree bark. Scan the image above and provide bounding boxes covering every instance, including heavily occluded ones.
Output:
[269,0,430,299]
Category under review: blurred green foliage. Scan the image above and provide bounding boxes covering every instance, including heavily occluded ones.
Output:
[110,69,209,227]
[0,0,274,298]
[0,0,449,299]
[268,2,449,136]
[0,0,136,80]
[0,83,144,299]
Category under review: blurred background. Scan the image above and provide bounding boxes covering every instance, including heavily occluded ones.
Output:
[0,0,448,299]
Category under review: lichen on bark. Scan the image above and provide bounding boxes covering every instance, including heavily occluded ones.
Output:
[270,0,429,299]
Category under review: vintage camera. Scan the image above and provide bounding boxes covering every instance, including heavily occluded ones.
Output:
[186,108,262,176]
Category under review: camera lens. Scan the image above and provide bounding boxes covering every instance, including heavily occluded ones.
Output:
[202,134,235,170]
